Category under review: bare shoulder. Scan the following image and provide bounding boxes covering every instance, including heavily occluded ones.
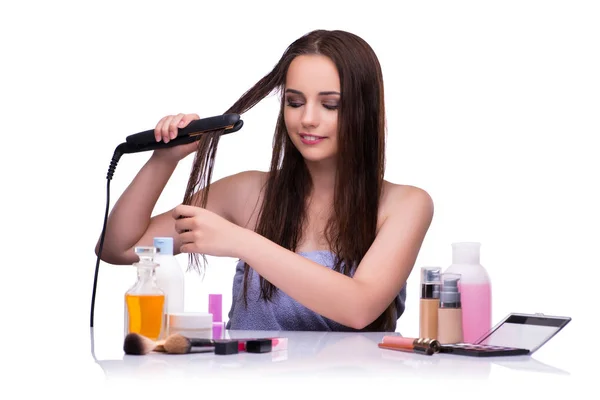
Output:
[224,170,268,197]
[222,169,267,187]
[380,181,434,224]
[219,170,268,228]
[192,169,265,205]
[382,181,433,205]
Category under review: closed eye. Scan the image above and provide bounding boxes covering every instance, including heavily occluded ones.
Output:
[286,100,339,110]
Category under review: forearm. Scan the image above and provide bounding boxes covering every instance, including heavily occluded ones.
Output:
[96,154,177,262]
[235,229,370,329]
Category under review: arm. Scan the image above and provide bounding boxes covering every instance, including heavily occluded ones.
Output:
[95,153,178,265]
[95,112,241,265]
[233,186,434,329]
[95,154,239,265]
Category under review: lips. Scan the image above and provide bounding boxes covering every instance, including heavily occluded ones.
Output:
[299,133,325,140]
[299,133,326,145]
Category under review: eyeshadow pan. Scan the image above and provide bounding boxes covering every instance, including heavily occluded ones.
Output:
[439,343,530,357]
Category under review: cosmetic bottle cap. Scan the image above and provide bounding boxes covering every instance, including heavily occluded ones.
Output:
[451,242,481,264]
[420,267,441,299]
[440,273,461,308]
[153,237,174,255]
[133,246,158,266]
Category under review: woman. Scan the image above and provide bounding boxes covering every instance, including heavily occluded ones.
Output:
[96,29,434,332]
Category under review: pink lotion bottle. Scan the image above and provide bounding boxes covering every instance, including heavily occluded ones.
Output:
[444,242,492,343]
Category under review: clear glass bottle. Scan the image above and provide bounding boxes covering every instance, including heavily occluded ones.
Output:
[124,246,166,340]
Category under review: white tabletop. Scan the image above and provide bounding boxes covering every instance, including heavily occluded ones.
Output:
[89,327,585,396]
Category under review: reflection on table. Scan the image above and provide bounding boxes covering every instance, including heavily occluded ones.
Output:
[90,328,570,382]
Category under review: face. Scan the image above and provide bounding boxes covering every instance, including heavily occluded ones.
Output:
[283,54,340,164]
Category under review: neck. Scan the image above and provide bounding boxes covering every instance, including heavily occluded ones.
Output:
[304,159,336,200]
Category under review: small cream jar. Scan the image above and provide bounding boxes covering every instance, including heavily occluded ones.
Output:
[168,312,213,339]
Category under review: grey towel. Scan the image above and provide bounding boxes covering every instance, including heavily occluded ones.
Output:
[225,250,406,331]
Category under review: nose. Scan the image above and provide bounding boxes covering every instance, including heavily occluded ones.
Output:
[301,102,320,129]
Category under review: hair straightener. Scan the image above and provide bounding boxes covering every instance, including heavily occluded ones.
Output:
[121,113,243,154]
[90,113,244,328]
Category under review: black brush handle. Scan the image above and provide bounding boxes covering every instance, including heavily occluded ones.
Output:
[188,338,217,347]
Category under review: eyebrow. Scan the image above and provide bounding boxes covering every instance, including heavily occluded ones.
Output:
[285,88,341,96]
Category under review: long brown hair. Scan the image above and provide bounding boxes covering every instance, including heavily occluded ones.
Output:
[182,29,393,330]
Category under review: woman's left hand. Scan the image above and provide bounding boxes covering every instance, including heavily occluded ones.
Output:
[173,204,245,258]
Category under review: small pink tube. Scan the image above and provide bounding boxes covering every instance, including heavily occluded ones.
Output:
[381,336,415,349]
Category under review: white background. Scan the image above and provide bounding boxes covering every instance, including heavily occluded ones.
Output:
[1,0,597,397]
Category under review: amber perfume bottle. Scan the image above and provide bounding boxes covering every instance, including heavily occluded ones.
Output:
[124,246,166,341]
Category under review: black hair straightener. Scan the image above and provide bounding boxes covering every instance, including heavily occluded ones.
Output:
[122,113,243,154]
[90,113,244,328]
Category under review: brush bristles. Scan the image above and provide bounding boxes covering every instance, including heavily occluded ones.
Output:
[164,334,192,354]
[154,341,166,353]
[123,333,157,355]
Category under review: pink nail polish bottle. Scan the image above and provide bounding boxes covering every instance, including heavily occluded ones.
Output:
[209,294,225,339]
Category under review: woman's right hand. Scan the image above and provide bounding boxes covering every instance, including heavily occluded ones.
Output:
[151,113,201,163]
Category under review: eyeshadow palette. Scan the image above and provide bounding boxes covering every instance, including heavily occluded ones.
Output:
[439,343,530,357]
[437,312,571,358]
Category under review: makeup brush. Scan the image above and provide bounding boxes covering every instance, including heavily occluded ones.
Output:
[163,334,239,355]
[123,333,165,355]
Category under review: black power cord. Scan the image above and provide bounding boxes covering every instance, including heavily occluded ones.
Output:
[90,143,128,328]
[89,114,244,328]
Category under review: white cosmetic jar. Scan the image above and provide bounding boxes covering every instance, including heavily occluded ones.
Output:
[168,312,213,339]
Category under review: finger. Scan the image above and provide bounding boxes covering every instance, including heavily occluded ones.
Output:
[161,115,176,143]
[173,204,199,220]
[179,231,200,254]
[157,115,173,143]
[178,230,198,245]
[169,113,186,140]
[178,113,200,131]
[174,216,196,234]
[180,242,197,254]
[154,115,170,142]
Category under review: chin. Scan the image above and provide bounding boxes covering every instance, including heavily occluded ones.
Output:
[298,149,336,163]
[289,137,337,163]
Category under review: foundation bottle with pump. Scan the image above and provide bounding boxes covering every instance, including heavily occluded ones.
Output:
[419,267,441,339]
[437,273,464,344]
